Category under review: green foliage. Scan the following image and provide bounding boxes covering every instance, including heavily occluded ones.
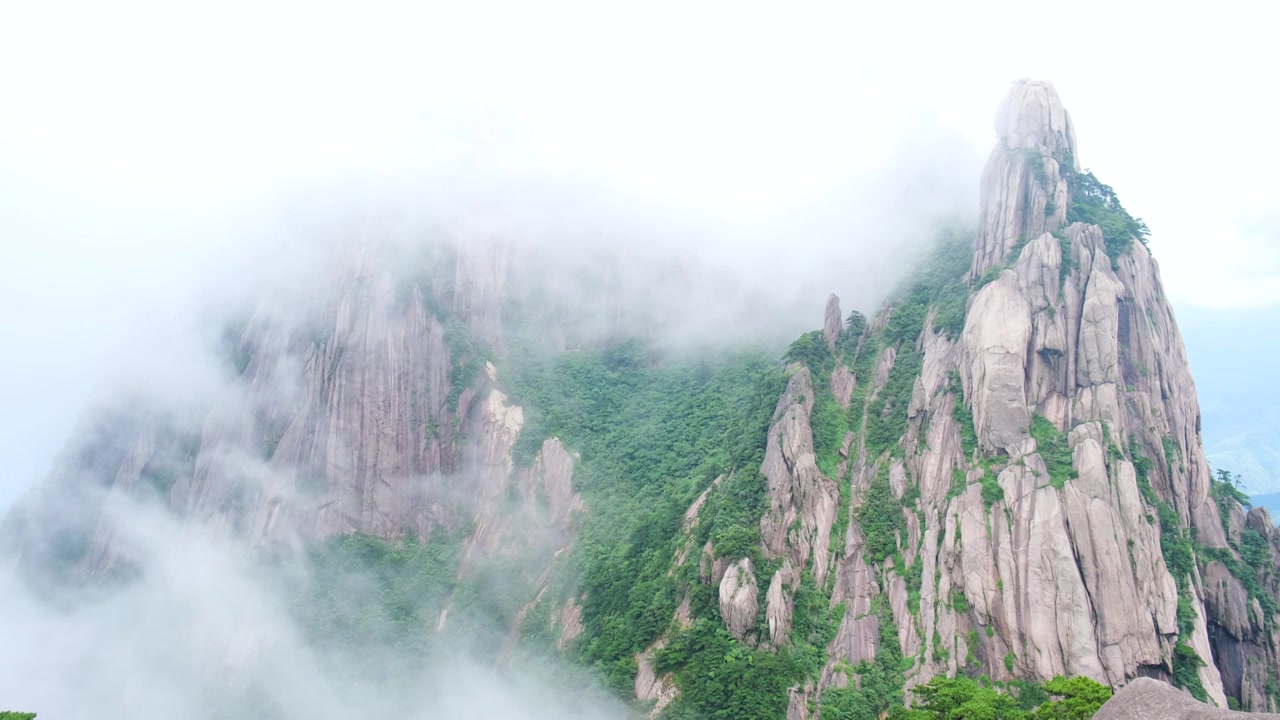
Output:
[1172,642,1209,702]
[905,554,924,617]
[1009,679,1048,711]
[866,348,923,458]
[821,597,906,720]
[1004,652,1017,673]
[791,571,846,677]
[1211,468,1251,508]
[882,228,974,343]
[0,714,37,720]
[1035,676,1112,719]
[504,341,784,694]
[812,391,850,479]
[980,467,1006,508]
[855,465,904,565]
[1052,231,1077,285]
[1030,415,1075,489]
[1162,437,1183,474]
[932,282,970,341]
[949,373,978,455]
[294,532,462,673]
[976,235,1032,291]
[785,330,834,374]
[1128,440,1213,699]
[1210,468,1251,539]
[1023,150,1048,186]
[656,619,802,719]
[1202,467,1280,624]
[976,264,1005,290]
[837,311,869,356]
[1059,151,1150,268]
[884,675,1109,720]
[910,674,1027,720]
[443,319,486,411]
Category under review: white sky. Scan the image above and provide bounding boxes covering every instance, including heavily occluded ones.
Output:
[0,0,1276,501]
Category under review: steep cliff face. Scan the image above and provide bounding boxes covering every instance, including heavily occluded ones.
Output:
[737,79,1274,712]
[6,79,1277,718]
[2,233,585,628]
[662,80,1277,716]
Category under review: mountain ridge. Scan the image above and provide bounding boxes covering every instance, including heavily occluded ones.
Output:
[4,79,1279,718]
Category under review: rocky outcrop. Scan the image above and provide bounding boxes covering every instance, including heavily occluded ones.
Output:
[1095,677,1280,720]
[832,364,856,410]
[9,76,1277,718]
[800,78,1261,711]
[720,557,760,642]
[962,270,1032,452]
[823,294,843,352]
[635,638,679,718]
[7,234,521,566]
[972,80,1073,279]
[766,559,799,646]
[760,368,840,581]
[757,365,840,650]
[556,598,584,651]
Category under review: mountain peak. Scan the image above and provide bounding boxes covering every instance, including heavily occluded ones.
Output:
[996,79,1079,164]
[973,79,1074,278]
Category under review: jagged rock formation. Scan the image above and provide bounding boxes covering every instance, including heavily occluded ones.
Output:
[680,79,1277,714]
[719,557,760,642]
[6,78,1279,718]
[3,233,581,653]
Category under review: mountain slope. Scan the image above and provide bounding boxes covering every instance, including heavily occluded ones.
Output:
[4,79,1279,718]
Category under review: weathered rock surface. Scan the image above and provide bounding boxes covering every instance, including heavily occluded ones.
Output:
[823,293,843,352]
[760,367,840,584]
[719,558,760,642]
[973,79,1073,279]
[962,271,1032,451]
[810,78,1258,710]
[1095,677,1280,720]
[9,77,1278,716]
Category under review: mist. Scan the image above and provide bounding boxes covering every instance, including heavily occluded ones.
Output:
[3,1,1277,718]
[0,1,1012,506]
[0,489,629,719]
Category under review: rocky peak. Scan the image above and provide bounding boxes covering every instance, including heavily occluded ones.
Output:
[823,294,843,352]
[973,80,1073,278]
[995,79,1079,160]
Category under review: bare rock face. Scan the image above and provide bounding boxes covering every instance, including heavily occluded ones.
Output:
[635,639,679,718]
[719,558,760,642]
[962,271,1032,452]
[973,79,1073,279]
[823,293,843,352]
[1094,677,1280,720]
[808,78,1261,711]
[760,367,840,585]
[1061,435,1175,684]
[828,527,881,669]
[1203,562,1250,640]
[756,364,841,658]
[556,598,583,651]
[831,364,856,410]
[13,76,1277,717]
[766,560,799,646]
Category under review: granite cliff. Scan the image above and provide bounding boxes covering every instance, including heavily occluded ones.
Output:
[5,80,1277,717]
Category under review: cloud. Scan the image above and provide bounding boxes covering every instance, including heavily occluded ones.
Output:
[0,2,1276,716]
[0,488,627,719]
[0,0,1000,505]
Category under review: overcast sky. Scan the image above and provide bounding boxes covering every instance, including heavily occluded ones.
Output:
[1,0,1276,506]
